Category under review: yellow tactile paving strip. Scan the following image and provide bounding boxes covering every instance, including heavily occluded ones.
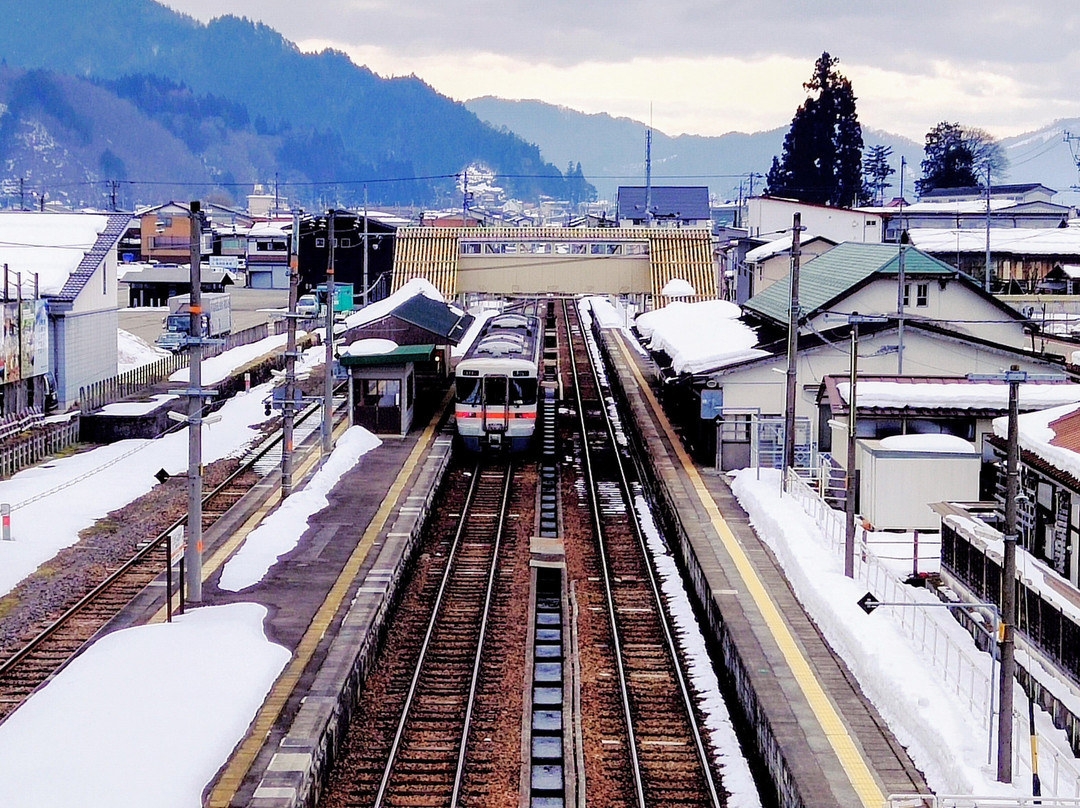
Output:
[612,331,886,808]
[191,397,449,807]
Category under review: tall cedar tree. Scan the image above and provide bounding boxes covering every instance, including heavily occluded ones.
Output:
[918,122,978,194]
[766,52,864,206]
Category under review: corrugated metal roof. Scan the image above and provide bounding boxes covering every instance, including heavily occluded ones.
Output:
[390,226,716,304]
[616,186,711,222]
[392,294,474,343]
[743,241,956,325]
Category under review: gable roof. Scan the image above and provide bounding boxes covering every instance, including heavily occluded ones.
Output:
[743,241,957,325]
[617,186,710,222]
[391,293,474,344]
[745,233,836,263]
[921,183,1055,199]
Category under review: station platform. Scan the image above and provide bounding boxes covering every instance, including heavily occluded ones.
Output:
[598,325,929,808]
[102,386,457,808]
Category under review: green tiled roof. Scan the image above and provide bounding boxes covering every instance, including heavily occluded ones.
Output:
[744,242,957,325]
[339,344,436,367]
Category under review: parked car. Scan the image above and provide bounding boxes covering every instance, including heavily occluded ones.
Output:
[296,294,320,317]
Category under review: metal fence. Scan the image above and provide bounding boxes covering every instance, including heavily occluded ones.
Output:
[786,470,1080,797]
[888,796,1080,808]
[80,318,297,412]
[0,418,81,479]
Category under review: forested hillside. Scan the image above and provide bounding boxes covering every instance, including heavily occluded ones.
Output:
[0,0,589,207]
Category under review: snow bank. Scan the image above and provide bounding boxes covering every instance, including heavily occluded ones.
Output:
[170,333,293,385]
[117,329,169,372]
[661,277,696,297]
[0,603,289,808]
[636,299,767,374]
[343,338,398,356]
[730,469,1026,797]
[218,426,382,591]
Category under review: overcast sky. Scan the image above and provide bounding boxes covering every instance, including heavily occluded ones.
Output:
[160,1,1080,141]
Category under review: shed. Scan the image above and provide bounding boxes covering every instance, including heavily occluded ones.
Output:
[340,343,436,435]
[120,265,235,307]
[857,434,981,530]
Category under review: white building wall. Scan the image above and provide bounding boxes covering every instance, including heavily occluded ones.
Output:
[714,328,1056,431]
[747,197,883,244]
[803,277,1030,350]
[52,308,118,408]
[857,442,981,530]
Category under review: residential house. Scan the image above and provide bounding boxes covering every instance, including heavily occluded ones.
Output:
[920,183,1057,205]
[617,187,712,228]
[246,221,291,289]
[867,198,1071,243]
[742,233,836,298]
[138,202,195,263]
[0,211,129,411]
[742,242,1034,351]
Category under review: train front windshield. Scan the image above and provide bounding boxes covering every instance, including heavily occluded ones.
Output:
[457,376,537,406]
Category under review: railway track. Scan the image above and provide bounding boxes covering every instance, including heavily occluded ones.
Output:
[562,298,723,808]
[321,458,522,807]
[0,391,345,722]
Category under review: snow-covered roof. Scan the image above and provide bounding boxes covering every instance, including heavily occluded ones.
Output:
[744,233,831,263]
[994,402,1080,484]
[877,434,978,454]
[661,278,696,298]
[248,223,288,238]
[909,228,1080,256]
[636,299,767,375]
[343,278,445,330]
[0,211,130,298]
[838,381,1080,411]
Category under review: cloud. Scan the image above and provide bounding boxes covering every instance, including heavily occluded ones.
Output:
[161,1,1080,139]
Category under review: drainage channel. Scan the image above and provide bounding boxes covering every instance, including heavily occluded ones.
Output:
[529,299,567,807]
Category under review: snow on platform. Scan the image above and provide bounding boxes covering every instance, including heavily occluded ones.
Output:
[0,603,288,808]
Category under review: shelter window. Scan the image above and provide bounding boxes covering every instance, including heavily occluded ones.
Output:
[316,238,326,248]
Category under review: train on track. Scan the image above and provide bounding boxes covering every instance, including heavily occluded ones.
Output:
[455,310,544,452]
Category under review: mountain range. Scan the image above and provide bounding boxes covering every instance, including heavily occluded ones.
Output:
[0,0,1076,212]
[0,0,584,209]
[466,97,1080,207]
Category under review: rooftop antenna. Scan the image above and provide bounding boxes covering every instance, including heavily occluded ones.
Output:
[645,103,653,226]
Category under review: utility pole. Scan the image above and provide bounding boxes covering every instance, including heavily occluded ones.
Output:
[323,209,336,456]
[844,313,888,578]
[462,169,469,226]
[782,212,803,489]
[645,125,653,226]
[283,208,301,498]
[985,164,993,293]
[896,156,907,374]
[998,364,1020,783]
[363,184,370,307]
[186,201,205,603]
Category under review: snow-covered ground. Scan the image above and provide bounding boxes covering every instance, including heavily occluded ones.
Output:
[732,469,1078,799]
[117,328,169,372]
[0,330,385,806]
[0,603,289,808]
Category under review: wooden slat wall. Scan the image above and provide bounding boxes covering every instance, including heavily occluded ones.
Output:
[391,226,717,305]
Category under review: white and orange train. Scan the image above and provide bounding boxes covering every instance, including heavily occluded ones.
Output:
[455,311,544,452]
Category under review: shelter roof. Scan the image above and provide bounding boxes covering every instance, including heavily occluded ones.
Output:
[339,344,436,367]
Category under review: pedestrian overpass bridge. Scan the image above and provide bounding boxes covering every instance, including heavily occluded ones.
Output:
[390,227,717,303]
